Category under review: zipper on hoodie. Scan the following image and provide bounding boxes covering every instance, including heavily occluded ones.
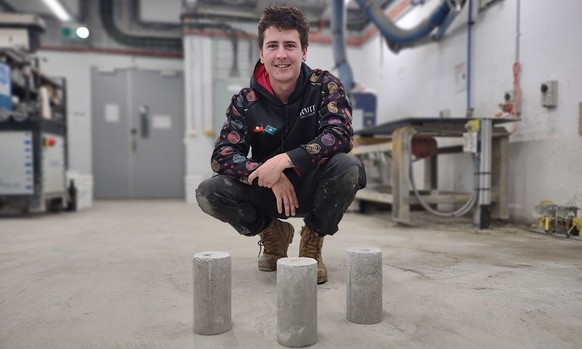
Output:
[280,104,287,151]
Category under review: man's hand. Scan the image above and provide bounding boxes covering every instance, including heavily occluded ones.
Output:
[271,174,299,217]
[248,153,294,188]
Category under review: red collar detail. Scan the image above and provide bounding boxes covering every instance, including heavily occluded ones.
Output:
[254,63,274,96]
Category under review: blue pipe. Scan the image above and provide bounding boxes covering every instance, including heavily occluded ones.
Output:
[332,0,354,95]
[354,0,451,45]
[433,6,459,41]
[466,0,473,115]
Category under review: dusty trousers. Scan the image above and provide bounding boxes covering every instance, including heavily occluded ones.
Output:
[196,153,366,236]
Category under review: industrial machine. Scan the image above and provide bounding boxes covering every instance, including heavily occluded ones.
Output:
[0,14,71,213]
[352,117,512,228]
[532,200,581,238]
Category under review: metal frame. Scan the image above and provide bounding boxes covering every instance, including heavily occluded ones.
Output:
[353,117,512,228]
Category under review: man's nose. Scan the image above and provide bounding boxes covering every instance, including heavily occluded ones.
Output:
[275,46,287,58]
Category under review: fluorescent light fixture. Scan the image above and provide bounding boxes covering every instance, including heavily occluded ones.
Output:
[42,0,71,21]
[76,26,89,39]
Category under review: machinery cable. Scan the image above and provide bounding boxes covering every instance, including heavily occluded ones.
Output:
[408,129,477,217]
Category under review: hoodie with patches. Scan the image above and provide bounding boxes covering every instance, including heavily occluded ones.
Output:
[210,61,353,183]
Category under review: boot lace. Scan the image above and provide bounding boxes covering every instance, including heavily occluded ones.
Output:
[301,230,321,259]
[257,230,275,258]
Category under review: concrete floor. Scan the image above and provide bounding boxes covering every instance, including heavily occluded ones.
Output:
[1,200,581,349]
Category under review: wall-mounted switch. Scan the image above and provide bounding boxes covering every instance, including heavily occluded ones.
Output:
[541,80,558,108]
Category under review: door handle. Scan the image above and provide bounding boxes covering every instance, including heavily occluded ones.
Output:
[139,106,150,139]
[130,128,138,152]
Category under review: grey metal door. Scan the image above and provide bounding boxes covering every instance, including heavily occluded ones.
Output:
[91,67,185,199]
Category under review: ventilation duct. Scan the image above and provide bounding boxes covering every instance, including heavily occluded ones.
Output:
[354,0,466,53]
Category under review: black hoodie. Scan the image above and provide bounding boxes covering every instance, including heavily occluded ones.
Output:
[211,60,353,183]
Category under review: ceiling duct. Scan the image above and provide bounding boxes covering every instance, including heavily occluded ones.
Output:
[99,0,182,53]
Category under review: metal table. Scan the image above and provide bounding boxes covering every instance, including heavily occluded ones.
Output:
[353,117,514,228]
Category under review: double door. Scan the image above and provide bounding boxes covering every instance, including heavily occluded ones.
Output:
[91,67,185,199]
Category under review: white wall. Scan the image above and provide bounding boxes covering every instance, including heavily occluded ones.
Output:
[351,0,582,223]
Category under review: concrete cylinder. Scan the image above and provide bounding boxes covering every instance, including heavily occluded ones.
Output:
[277,257,318,347]
[346,247,383,324]
[193,251,231,335]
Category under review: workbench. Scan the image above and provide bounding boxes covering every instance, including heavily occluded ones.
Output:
[352,117,513,228]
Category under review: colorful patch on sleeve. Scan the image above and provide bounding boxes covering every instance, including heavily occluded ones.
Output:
[305,143,321,154]
[230,119,243,130]
[327,101,338,114]
[227,131,241,144]
[321,133,336,146]
[246,161,259,171]
[233,154,246,163]
[219,146,234,156]
[236,95,244,108]
[327,82,339,94]
[246,90,257,102]
[211,160,220,172]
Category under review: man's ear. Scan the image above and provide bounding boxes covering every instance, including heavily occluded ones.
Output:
[259,49,264,63]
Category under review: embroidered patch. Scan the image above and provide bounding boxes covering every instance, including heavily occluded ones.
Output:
[253,124,264,133]
[321,133,336,146]
[246,90,257,102]
[328,82,339,94]
[227,131,241,144]
[305,143,321,154]
[264,125,277,135]
[211,160,220,172]
[233,154,246,163]
[230,119,243,130]
[219,146,234,156]
[246,162,259,171]
[327,101,338,114]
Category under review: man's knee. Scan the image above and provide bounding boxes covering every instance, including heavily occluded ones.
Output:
[195,176,233,215]
[196,177,217,215]
[327,153,367,189]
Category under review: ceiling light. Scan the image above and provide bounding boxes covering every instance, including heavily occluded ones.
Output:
[76,26,89,39]
[42,0,71,22]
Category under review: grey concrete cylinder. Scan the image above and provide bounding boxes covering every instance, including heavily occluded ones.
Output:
[346,247,383,324]
[277,257,318,347]
[193,251,232,335]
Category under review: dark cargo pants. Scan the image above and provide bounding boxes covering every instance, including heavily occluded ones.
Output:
[195,153,366,236]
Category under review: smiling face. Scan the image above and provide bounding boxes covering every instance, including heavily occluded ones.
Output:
[259,26,307,90]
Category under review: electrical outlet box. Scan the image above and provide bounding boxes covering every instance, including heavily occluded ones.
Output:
[504,90,515,103]
[541,80,558,108]
[463,132,478,153]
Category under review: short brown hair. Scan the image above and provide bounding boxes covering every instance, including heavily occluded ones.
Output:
[258,5,310,50]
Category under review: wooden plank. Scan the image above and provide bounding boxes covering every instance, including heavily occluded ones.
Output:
[355,189,393,204]
[392,126,414,223]
[351,142,393,155]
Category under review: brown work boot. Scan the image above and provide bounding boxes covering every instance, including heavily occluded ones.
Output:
[257,218,294,271]
[299,226,327,284]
